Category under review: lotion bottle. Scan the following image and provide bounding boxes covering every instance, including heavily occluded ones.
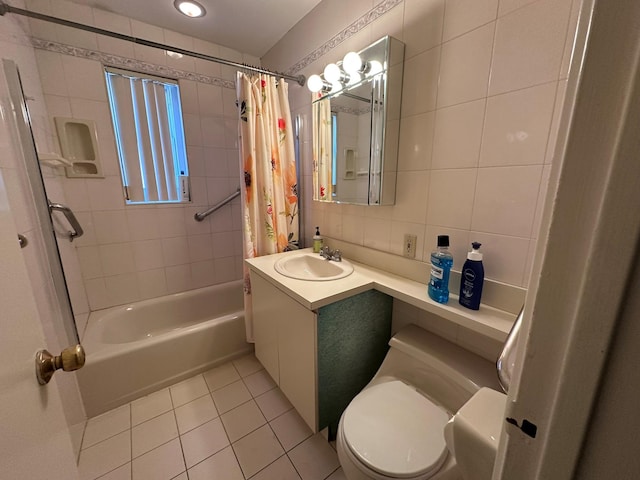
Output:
[428,235,453,304]
[313,226,324,253]
[459,242,484,310]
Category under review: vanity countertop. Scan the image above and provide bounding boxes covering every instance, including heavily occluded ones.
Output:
[246,249,515,341]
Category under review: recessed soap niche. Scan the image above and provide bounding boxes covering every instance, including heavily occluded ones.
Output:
[54,117,104,178]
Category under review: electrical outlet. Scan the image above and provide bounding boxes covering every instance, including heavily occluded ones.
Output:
[404,234,417,258]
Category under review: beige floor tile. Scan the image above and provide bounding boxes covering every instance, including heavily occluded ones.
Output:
[243,369,277,397]
[255,387,293,421]
[288,433,340,480]
[203,362,241,391]
[232,424,284,478]
[131,388,173,426]
[180,417,230,468]
[78,431,131,480]
[233,354,263,377]
[220,399,267,442]
[83,404,130,449]
[269,409,313,451]
[170,374,210,407]
[174,394,218,434]
[211,379,252,414]
[131,411,178,458]
[251,455,301,480]
[131,438,185,480]
[187,446,244,480]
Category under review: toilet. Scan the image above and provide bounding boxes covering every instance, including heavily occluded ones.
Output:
[336,324,505,480]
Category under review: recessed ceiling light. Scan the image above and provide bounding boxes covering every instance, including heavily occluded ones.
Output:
[174,0,206,18]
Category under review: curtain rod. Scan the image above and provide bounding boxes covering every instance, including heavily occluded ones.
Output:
[0,2,306,86]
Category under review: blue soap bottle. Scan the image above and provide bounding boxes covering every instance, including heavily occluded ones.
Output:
[459,242,484,310]
[428,235,453,304]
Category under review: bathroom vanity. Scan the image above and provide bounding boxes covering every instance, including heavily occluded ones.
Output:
[246,248,515,434]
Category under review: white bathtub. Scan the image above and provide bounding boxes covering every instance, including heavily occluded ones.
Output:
[77,280,252,417]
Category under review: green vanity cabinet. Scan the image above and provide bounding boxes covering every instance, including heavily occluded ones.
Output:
[250,272,392,435]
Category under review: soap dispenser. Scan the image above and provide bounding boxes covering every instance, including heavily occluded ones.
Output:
[313,226,324,253]
[459,242,484,310]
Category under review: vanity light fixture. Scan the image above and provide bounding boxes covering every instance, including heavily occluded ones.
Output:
[174,0,206,18]
[306,49,386,94]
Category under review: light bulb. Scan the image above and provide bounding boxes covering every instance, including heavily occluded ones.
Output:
[324,63,342,83]
[366,60,383,77]
[346,71,362,86]
[307,74,324,93]
[174,0,206,18]
[343,52,363,75]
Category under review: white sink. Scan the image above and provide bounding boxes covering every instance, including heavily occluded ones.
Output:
[274,252,354,281]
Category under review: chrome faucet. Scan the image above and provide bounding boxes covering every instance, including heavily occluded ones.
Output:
[320,245,342,262]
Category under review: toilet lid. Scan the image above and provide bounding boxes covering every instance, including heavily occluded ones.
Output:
[342,380,449,479]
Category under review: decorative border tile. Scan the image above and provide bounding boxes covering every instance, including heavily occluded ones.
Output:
[285,0,403,76]
[30,38,236,89]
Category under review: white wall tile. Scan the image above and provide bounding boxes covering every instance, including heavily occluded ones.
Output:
[432,98,485,169]
[137,268,168,300]
[197,83,225,117]
[489,0,572,95]
[424,225,471,270]
[212,232,235,258]
[401,47,441,117]
[390,221,426,260]
[179,80,199,115]
[104,272,140,305]
[35,50,67,97]
[132,239,165,271]
[443,0,499,41]
[187,234,213,262]
[165,263,192,293]
[427,168,477,230]
[93,210,130,244]
[403,0,445,58]
[392,171,430,224]
[471,165,542,237]
[87,176,126,211]
[158,207,187,238]
[126,208,161,241]
[363,217,392,252]
[76,245,102,280]
[191,260,216,288]
[61,55,107,102]
[398,112,435,171]
[437,22,495,108]
[162,236,190,266]
[467,231,529,285]
[214,256,238,283]
[479,82,556,167]
[99,243,135,277]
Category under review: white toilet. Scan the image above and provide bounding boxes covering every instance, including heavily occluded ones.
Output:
[336,324,505,480]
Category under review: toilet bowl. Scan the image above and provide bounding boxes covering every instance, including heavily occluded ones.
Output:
[336,324,502,480]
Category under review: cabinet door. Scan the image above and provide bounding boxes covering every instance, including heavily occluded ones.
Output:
[278,299,317,432]
[250,273,281,384]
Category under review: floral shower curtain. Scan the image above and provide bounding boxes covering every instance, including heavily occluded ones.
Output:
[312,93,333,200]
[237,73,298,342]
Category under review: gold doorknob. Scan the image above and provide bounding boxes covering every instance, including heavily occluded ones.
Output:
[36,344,86,385]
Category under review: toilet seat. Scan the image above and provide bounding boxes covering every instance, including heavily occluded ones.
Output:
[342,380,450,479]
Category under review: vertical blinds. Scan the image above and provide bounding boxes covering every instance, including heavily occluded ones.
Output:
[105,68,188,203]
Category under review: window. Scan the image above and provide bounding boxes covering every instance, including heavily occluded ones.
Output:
[105,67,189,204]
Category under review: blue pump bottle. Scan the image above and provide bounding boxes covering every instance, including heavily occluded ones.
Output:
[459,242,484,310]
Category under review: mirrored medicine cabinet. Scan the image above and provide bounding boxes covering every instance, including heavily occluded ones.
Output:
[311,36,404,205]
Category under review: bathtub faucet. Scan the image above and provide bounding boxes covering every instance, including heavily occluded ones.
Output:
[320,245,342,262]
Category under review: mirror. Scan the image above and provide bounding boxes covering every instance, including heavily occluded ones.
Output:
[311,36,404,205]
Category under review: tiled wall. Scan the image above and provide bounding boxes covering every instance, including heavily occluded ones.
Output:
[263,0,580,289]
[25,0,259,311]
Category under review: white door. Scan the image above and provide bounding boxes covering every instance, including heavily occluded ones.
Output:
[0,175,78,477]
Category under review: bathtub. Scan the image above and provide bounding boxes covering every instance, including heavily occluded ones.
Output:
[77,280,252,417]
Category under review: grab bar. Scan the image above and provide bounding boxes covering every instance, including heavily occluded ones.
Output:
[48,200,84,242]
[194,188,241,222]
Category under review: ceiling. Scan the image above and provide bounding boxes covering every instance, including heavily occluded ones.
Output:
[70,0,322,58]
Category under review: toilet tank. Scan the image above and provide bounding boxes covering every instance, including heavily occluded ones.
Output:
[374,324,501,413]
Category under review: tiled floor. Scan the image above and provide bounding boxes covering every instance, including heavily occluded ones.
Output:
[77,354,346,480]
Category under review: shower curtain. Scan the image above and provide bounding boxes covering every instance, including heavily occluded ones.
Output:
[312,93,333,201]
[237,73,298,342]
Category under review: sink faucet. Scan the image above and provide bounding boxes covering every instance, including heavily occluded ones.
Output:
[320,245,342,262]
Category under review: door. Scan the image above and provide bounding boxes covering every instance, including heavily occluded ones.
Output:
[0,174,79,477]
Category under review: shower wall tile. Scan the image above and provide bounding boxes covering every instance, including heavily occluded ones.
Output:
[402,0,445,59]
[99,243,136,276]
[432,98,485,169]
[479,81,557,167]
[489,0,571,95]
[397,111,435,172]
[401,47,440,117]
[426,168,476,230]
[436,22,494,108]
[442,0,499,42]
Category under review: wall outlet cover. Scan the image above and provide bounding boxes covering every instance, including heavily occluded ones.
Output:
[404,234,417,258]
